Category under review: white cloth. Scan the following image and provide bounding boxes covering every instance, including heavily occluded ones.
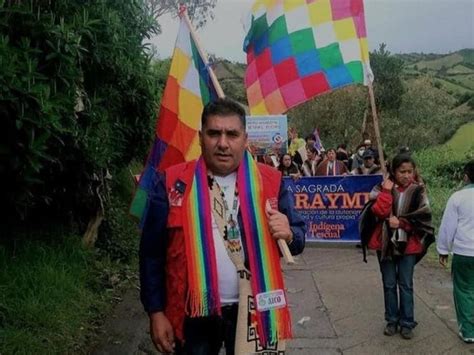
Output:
[437,186,474,257]
[212,173,240,304]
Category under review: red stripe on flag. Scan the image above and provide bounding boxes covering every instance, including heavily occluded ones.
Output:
[158,145,185,171]
[301,72,330,97]
[156,107,179,142]
[160,76,180,116]
[169,120,198,154]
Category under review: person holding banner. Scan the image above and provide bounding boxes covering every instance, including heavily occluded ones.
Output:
[278,153,300,178]
[315,148,348,176]
[351,149,382,175]
[365,154,434,340]
[139,98,306,354]
[301,145,320,177]
[437,160,474,343]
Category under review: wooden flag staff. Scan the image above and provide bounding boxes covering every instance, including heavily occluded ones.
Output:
[367,79,387,175]
[180,7,225,98]
[179,6,295,264]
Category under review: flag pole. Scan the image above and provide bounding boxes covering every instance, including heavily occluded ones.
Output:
[367,80,387,175]
[180,7,225,99]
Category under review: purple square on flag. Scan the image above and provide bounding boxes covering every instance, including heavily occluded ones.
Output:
[245,60,259,87]
[260,68,279,97]
[280,79,307,107]
[295,50,322,77]
[270,36,292,65]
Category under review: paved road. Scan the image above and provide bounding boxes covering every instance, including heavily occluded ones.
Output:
[91,247,474,354]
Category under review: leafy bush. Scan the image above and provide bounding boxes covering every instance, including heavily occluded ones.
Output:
[95,168,140,262]
[0,1,159,224]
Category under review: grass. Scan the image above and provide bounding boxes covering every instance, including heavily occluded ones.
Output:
[415,53,464,71]
[435,78,472,95]
[0,233,138,354]
[0,165,140,354]
[444,121,474,155]
[448,74,474,90]
[0,236,99,353]
[447,65,474,75]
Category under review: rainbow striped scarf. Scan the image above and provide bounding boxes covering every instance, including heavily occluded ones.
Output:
[183,151,292,345]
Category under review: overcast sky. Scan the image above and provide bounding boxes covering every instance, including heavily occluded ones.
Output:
[149,0,474,62]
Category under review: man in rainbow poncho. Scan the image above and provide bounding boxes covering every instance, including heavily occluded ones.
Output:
[140,98,306,355]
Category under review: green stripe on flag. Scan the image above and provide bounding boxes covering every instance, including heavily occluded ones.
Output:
[268,16,288,44]
[200,77,211,105]
[290,28,316,55]
[129,188,148,219]
[190,35,201,71]
[319,43,344,70]
[252,14,269,40]
[346,61,364,83]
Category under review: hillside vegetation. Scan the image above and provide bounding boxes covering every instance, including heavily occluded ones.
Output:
[400,49,474,97]
[214,47,474,152]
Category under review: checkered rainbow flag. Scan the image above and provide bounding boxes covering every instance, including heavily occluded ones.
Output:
[244,0,373,115]
[130,11,220,221]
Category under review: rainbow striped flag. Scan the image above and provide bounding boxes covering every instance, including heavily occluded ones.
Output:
[244,0,373,115]
[130,15,218,221]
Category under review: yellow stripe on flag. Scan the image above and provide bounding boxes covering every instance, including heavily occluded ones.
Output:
[178,88,204,130]
[169,47,191,84]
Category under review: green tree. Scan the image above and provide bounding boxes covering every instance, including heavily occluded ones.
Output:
[289,86,367,149]
[370,43,405,111]
[0,1,159,222]
[146,0,217,28]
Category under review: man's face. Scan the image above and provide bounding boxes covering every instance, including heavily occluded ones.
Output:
[199,114,248,176]
[282,155,292,167]
[327,150,336,161]
[363,157,374,168]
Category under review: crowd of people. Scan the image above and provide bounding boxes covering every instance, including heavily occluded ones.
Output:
[259,129,383,179]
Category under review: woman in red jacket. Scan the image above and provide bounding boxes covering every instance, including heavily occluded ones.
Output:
[368,154,434,340]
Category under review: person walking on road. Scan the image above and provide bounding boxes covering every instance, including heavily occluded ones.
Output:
[363,154,434,340]
[139,98,306,354]
[437,160,474,344]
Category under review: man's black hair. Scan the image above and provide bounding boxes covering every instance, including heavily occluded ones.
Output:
[201,98,246,129]
[307,145,318,154]
[464,160,474,182]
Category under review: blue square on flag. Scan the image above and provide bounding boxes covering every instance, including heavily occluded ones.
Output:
[324,65,353,88]
[270,37,292,65]
[295,50,322,77]
[254,32,269,56]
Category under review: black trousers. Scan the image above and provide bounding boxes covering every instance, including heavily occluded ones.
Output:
[175,304,238,355]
